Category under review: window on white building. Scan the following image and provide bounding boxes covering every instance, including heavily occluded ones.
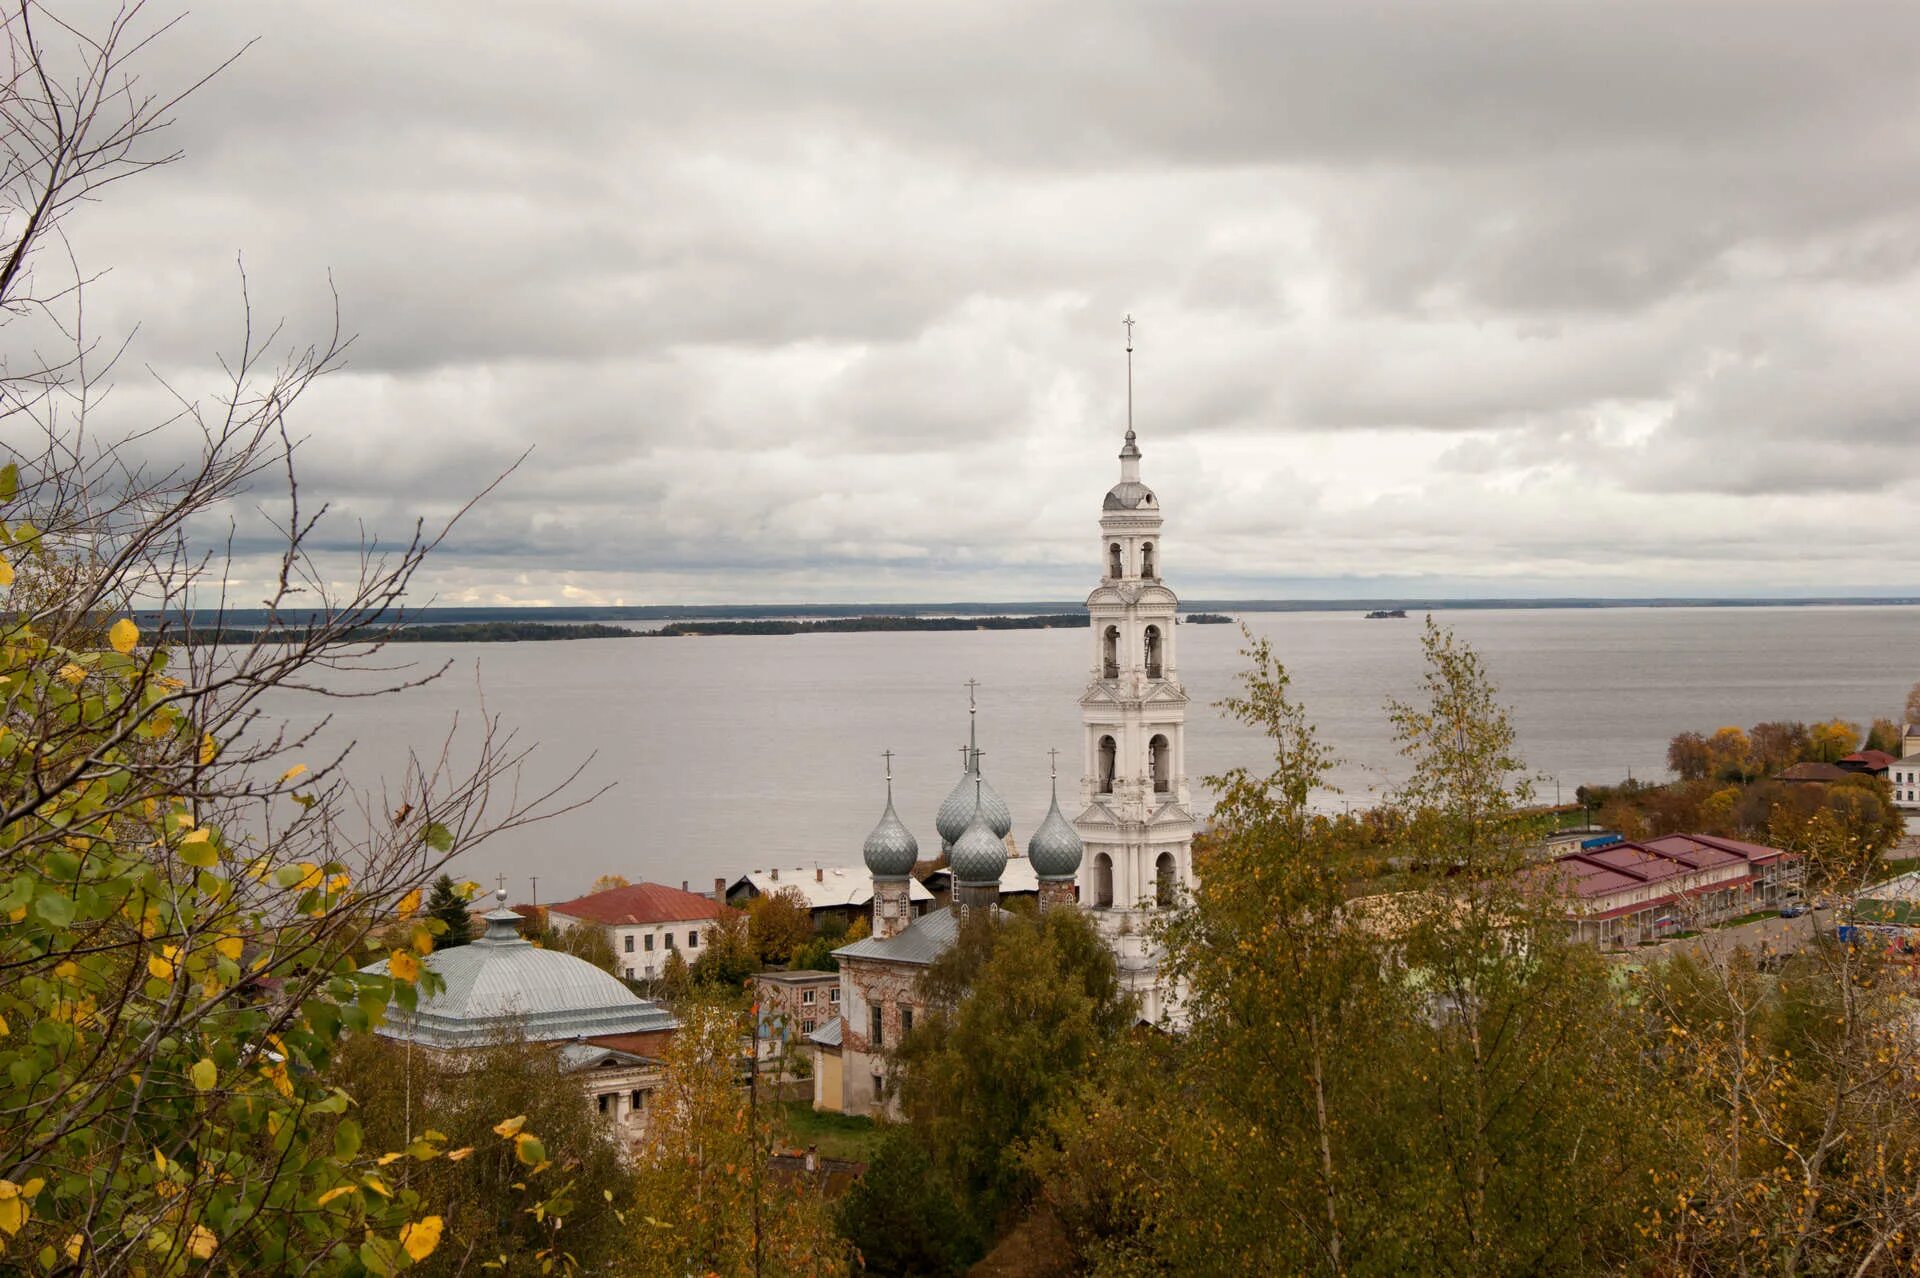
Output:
[802,1018,816,1034]
[596,1093,611,1115]
[829,988,840,1004]
[623,935,634,953]
[665,933,675,949]
[869,1007,883,1047]
[644,934,654,951]
[689,929,700,947]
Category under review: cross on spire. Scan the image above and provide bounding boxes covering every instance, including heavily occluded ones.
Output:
[495,873,507,893]
[1123,314,1135,436]
[881,749,895,800]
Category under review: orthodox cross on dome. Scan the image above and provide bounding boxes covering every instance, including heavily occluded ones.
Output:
[1048,747,1061,795]
[495,873,507,894]
[1123,314,1135,437]
[882,748,895,799]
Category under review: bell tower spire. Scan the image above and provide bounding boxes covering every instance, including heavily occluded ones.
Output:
[1074,318,1192,1023]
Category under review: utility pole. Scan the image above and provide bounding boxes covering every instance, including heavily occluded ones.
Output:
[529,875,538,907]
[746,985,763,1278]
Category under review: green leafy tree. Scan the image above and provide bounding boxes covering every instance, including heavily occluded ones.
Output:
[426,873,475,949]
[747,885,816,964]
[548,918,620,974]
[1749,720,1811,775]
[1808,717,1861,763]
[1668,730,1712,781]
[627,997,846,1275]
[892,905,1132,1253]
[691,908,760,989]
[327,1033,636,1273]
[0,9,578,1267]
[833,1130,972,1276]
[1865,717,1903,755]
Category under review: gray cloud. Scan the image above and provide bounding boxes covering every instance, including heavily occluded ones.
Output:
[24,0,1920,601]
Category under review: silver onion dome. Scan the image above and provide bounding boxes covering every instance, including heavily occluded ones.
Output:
[1027,790,1084,881]
[863,794,920,879]
[936,757,1012,847]
[949,795,1009,886]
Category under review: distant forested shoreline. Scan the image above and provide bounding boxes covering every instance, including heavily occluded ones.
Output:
[174,614,1121,644]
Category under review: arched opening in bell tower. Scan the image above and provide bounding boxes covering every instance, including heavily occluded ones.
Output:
[1108,542,1123,578]
[1093,853,1114,908]
[1097,735,1116,793]
[1101,626,1119,678]
[1155,852,1176,907]
[1150,734,1170,793]
[1143,625,1163,678]
[1140,542,1155,579]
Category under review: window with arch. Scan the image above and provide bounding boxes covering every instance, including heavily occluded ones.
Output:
[1097,735,1117,794]
[1140,541,1156,578]
[1108,542,1123,578]
[1155,852,1176,908]
[1143,624,1163,679]
[1093,853,1114,909]
[1150,734,1170,793]
[1101,625,1119,678]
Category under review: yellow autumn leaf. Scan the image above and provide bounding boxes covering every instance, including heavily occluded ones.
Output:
[58,663,86,685]
[400,1216,443,1262]
[214,935,244,961]
[198,733,217,765]
[411,925,434,956]
[362,1174,393,1199]
[0,556,12,586]
[147,953,173,981]
[492,1115,527,1139]
[181,827,210,844]
[315,1185,357,1207]
[395,888,422,919]
[388,950,421,983]
[279,763,308,783]
[187,1224,217,1259]
[109,617,139,654]
[0,1185,24,1237]
[376,1152,404,1167]
[457,880,481,899]
[190,1058,216,1092]
[52,960,78,980]
[446,1147,474,1162]
[0,1013,8,1036]
[65,1234,83,1261]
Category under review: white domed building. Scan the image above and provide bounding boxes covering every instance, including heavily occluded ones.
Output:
[367,892,678,1142]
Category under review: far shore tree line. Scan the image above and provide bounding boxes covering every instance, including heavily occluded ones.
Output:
[1568,694,1918,888]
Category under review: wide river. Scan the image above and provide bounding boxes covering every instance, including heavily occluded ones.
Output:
[266,606,1919,903]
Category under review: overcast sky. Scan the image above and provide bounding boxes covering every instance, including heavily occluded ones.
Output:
[51,1,1920,603]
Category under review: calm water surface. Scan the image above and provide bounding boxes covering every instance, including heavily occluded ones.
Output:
[265,606,1920,901]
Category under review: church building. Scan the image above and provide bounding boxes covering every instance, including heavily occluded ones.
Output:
[810,331,1196,1113]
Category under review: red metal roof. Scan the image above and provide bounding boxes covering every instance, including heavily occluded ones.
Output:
[1841,750,1896,771]
[549,881,721,926]
[1527,832,1791,904]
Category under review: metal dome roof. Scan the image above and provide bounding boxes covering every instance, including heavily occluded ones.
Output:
[949,804,1009,886]
[365,895,676,1049]
[1027,789,1084,880]
[936,756,1013,846]
[1103,479,1157,510]
[863,794,920,879]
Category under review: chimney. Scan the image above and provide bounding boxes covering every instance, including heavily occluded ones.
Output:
[771,867,779,881]
[816,867,824,882]
[681,880,688,892]
[714,876,725,900]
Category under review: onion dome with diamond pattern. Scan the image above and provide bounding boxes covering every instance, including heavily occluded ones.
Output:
[936,755,1012,847]
[949,787,1009,886]
[1027,789,1083,881]
[863,793,919,880]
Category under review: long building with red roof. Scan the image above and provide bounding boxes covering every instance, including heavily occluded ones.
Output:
[548,881,722,981]
[1527,832,1802,948]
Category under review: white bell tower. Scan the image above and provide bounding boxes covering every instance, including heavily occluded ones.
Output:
[1074,318,1193,1022]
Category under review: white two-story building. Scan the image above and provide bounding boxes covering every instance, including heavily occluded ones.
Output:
[548,881,721,981]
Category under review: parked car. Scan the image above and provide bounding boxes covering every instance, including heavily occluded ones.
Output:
[1780,903,1809,918]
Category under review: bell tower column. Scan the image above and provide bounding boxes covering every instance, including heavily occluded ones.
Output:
[1073,319,1196,961]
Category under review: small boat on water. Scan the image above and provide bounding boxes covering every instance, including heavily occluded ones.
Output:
[1364,608,1408,620]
